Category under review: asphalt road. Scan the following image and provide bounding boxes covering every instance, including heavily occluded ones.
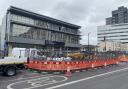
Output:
[1,62,128,89]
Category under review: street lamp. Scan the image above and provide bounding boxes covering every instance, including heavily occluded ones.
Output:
[103,36,106,52]
[88,32,91,52]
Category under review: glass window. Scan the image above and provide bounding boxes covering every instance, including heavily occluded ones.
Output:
[12,14,18,21]
[11,14,34,25]
[12,24,47,40]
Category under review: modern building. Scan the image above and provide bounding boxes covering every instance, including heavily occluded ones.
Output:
[0,6,81,56]
[97,23,128,44]
[106,6,128,25]
[98,6,128,51]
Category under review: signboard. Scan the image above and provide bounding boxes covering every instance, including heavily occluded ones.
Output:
[45,40,65,46]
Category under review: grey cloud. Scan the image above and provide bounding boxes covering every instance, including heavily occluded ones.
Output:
[51,0,93,24]
[0,0,128,45]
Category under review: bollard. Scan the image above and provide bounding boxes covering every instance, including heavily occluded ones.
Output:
[91,63,94,68]
[66,67,72,78]
[104,62,107,66]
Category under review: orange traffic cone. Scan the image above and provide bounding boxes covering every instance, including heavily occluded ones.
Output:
[66,67,72,77]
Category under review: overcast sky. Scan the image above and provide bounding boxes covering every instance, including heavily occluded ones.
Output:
[0,0,128,45]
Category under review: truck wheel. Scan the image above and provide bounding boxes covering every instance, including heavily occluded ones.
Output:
[5,67,16,76]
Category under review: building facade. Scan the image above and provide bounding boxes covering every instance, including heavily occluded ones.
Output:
[106,6,128,25]
[0,6,81,56]
[81,45,98,52]
[98,23,128,44]
[98,6,128,49]
[98,41,128,52]
[97,24,128,43]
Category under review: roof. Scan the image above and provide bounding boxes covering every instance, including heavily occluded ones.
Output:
[7,6,81,29]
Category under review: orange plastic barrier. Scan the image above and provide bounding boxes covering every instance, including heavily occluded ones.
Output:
[119,56,128,62]
[26,59,119,72]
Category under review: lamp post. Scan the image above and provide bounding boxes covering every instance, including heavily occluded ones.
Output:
[104,36,106,52]
[88,32,91,52]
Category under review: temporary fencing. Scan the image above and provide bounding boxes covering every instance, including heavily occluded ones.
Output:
[118,55,128,62]
[26,59,119,72]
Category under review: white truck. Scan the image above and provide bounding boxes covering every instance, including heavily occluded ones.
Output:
[0,48,37,76]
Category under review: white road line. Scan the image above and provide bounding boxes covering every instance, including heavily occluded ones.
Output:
[1,74,53,83]
[46,67,128,89]
[7,75,68,89]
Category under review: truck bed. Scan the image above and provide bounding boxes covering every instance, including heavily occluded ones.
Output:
[0,57,27,65]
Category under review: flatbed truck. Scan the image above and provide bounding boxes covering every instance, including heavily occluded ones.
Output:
[0,57,27,76]
[0,48,42,76]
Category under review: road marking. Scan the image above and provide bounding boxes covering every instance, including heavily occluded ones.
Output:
[1,74,53,83]
[46,67,128,89]
[7,75,67,89]
[75,71,80,73]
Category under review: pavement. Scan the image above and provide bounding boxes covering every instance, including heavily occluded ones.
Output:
[1,62,128,89]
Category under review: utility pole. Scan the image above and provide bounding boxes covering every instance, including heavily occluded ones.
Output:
[88,32,91,52]
[66,47,68,57]
[104,36,106,52]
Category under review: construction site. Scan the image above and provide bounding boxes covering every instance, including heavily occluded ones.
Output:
[1,5,128,89]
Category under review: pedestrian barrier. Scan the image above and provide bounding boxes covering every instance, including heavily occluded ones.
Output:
[26,58,119,73]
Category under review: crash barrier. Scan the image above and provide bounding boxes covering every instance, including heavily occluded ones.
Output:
[26,59,119,72]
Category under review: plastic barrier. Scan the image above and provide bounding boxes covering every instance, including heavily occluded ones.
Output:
[119,56,128,62]
[26,59,119,72]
